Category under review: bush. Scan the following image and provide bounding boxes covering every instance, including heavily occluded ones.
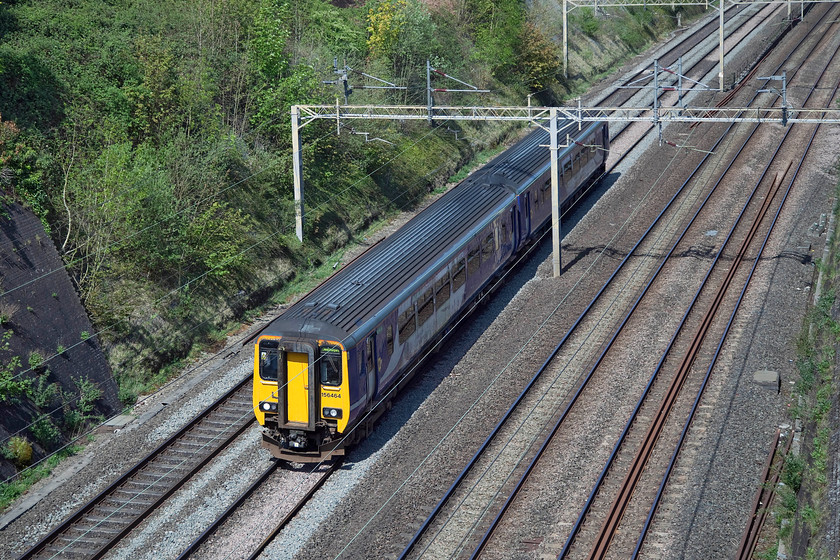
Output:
[27,370,58,408]
[2,436,33,468]
[28,351,44,369]
[578,7,600,37]
[30,416,61,449]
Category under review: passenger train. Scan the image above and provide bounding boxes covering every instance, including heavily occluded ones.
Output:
[252,119,609,461]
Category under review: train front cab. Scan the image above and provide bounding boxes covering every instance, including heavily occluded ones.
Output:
[253,335,350,461]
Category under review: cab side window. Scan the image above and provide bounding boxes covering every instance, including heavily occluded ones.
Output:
[259,340,281,381]
[320,346,342,387]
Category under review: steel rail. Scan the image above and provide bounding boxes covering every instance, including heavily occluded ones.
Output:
[175,460,281,559]
[401,24,772,560]
[590,160,792,558]
[557,4,839,555]
[399,7,803,556]
[634,27,840,557]
[735,430,794,559]
[468,4,839,557]
[475,43,798,560]
[19,375,255,560]
[398,124,713,560]
[244,459,341,560]
[476,113,761,560]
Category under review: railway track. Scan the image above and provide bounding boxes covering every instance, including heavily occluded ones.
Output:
[397,3,840,558]
[735,428,793,560]
[11,5,821,560]
[568,0,789,202]
[19,376,255,560]
[565,9,840,557]
[175,458,339,560]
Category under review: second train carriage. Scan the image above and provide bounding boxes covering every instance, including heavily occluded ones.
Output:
[253,119,609,461]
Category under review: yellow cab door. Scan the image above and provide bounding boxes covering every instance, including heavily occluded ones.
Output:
[286,351,309,424]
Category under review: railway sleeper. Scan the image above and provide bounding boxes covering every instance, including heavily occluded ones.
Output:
[57,532,113,546]
[141,461,191,473]
[64,523,124,537]
[77,514,131,528]
[206,412,246,424]
[200,419,247,433]
[156,447,206,461]
[44,543,98,558]
[182,430,221,443]
[112,488,165,502]
[123,475,178,489]
[150,454,197,467]
[97,498,151,513]
[169,438,215,450]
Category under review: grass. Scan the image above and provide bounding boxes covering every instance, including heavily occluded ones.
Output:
[0,446,82,511]
[772,175,840,555]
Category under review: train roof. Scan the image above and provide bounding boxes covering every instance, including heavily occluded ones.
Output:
[259,119,595,346]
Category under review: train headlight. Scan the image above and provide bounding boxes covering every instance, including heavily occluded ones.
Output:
[322,407,342,419]
[260,401,278,413]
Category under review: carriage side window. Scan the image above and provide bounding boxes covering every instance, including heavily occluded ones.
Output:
[435,274,450,306]
[417,287,434,327]
[366,338,374,373]
[468,245,480,276]
[259,340,281,382]
[573,152,581,173]
[386,324,394,356]
[453,258,466,291]
[320,345,342,387]
[398,305,416,343]
[481,232,494,263]
[563,159,572,183]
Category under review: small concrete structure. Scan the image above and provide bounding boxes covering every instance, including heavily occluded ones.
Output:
[103,415,135,429]
[753,369,780,393]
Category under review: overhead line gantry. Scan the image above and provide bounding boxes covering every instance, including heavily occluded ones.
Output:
[291,99,840,277]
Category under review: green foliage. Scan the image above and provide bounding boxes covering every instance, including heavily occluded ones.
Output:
[27,370,58,408]
[248,0,319,140]
[27,350,43,370]
[0,329,27,402]
[0,48,65,130]
[462,0,524,78]
[367,0,407,57]
[576,7,600,37]
[63,376,103,435]
[75,376,102,415]
[126,35,180,144]
[30,416,61,449]
[782,453,804,492]
[0,299,19,326]
[517,22,560,91]
[0,446,79,510]
[302,0,367,57]
[182,202,250,276]
[2,436,32,467]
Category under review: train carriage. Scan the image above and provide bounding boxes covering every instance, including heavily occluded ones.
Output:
[253,119,609,461]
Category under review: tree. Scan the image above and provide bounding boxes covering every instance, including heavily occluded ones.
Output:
[517,23,561,91]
